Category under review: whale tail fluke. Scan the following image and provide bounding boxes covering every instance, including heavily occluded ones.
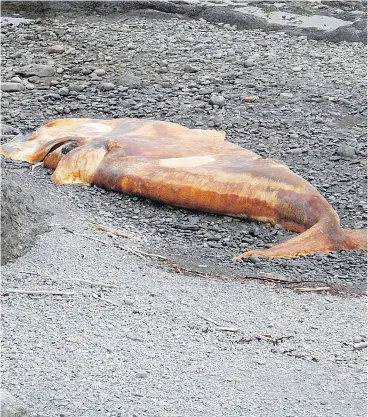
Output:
[235,215,367,260]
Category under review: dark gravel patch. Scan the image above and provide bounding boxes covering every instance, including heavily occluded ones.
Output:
[1,10,366,292]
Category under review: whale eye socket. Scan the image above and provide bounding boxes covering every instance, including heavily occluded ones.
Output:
[61,142,79,155]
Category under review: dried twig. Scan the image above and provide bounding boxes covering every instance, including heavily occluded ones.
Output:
[92,292,118,306]
[2,289,75,296]
[62,226,107,245]
[61,278,117,288]
[95,224,133,239]
[197,312,222,327]
[216,326,240,332]
[353,341,368,350]
[294,286,331,293]
[246,272,296,283]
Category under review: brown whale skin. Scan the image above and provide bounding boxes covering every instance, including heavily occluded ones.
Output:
[1,118,366,258]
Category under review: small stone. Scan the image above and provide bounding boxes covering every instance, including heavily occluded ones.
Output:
[184,64,198,73]
[124,298,134,305]
[93,68,106,76]
[48,44,65,54]
[210,94,225,107]
[239,243,248,249]
[10,76,22,83]
[16,64,55,78]
[244,59,255,68]
[1,82,25,92]
[280,92,294,99]
[336,144,356,158]
[59,87,69,96]
[69,83,86,93]
[292,66,302,72]
[135,371,148,378]
[100,82,115,91]
[353,336,364,343]
[243,96,258,103]
[249,255,260,264]
[80,67,92,75]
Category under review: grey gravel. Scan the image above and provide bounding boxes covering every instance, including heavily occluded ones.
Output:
[0,6,367,417]
[1,389,30,417]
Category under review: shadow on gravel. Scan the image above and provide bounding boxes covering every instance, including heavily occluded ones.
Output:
[1,169,51,265]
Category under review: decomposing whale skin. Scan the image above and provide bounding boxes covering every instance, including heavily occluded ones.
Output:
[1,118,366,259]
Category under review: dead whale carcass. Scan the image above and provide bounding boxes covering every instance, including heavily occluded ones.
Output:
[1,118,366,259]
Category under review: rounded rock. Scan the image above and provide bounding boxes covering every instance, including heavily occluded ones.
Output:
[244,59,255,68]
[1,82,25,92]
[210,94,225,107]
[100,82,115,91]
[93,68,106,76]
[337,144,356,158]
[48,44,65,54]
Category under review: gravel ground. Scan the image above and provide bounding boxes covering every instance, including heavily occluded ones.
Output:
[1,5,367,417]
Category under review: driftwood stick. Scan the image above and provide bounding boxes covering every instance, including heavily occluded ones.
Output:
[92,292,118,306]
[62,226,107,245]
[216,326,240,332]
[2,289,75,296]
[95,224,133,239]
[353,341,368,350]
[197,312,222,327]
[61,278,117,288]
[294,286,331,293]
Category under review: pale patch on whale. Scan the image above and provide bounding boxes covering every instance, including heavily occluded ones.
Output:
[159,155,216,168]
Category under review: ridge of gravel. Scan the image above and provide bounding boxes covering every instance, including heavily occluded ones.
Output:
[1,11,367,292]
[2,0,367,44]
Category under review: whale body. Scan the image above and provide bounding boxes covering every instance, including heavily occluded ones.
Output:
[1,118,366,259]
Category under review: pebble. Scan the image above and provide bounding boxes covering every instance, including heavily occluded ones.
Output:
[135,371,148,379]
[337,144,356,158]
[10,76,22,83]
[59,87,69,96]
[16,64,55,77]
[353,336,364,343]
[1,82,25,92]
[100,82,115,91]
[48,44,65,54]
[243,96,258,103]
[243,58,255,68]
[280,92,294,99]
[69,83,86,93]
[93,68,106,76]
[209,94,225,107]
[124,298,134,305]
[184,64,198,73]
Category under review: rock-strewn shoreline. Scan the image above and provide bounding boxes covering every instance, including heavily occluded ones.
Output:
[1,6,367,417]
[1,8,366,291]
[2,0,368,43]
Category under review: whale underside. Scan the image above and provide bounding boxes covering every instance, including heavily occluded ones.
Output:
[1,118,366,259]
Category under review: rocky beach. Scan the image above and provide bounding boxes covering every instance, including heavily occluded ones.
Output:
[1,1,367,417]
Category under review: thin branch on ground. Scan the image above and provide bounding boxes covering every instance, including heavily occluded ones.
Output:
[294,286,332,293]
[95,224,133,239]
[216,326,240,332]
[92,292,119,306]
[196,312,223,327]
[2,289,76,296]
[61,278,117,288]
